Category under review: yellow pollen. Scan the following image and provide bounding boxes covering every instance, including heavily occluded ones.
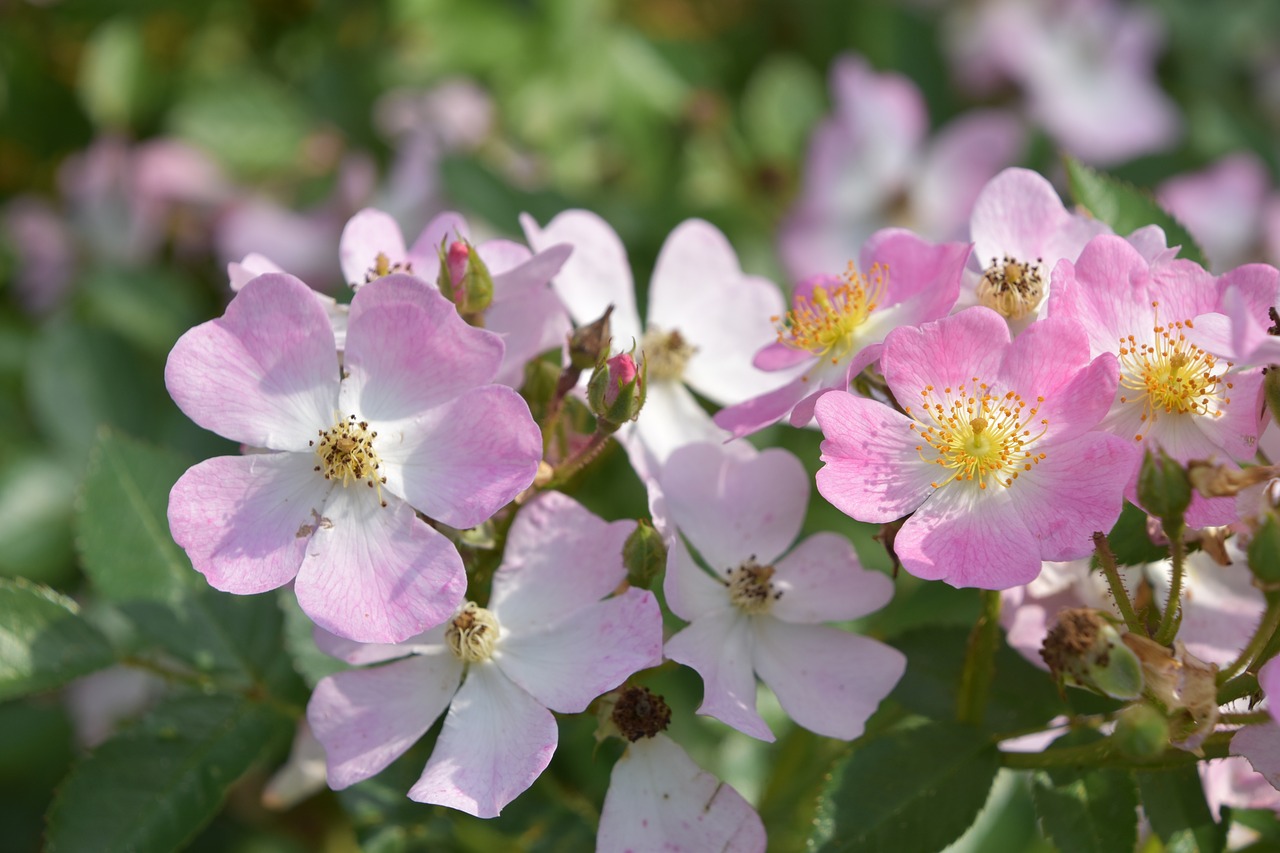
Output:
[976,255,1044,320]
[1116,303,1230,441]
[363,252,413,285]
[641,326,697,382]
[312,415,388,506]
[908,384,1049,490]
[775,262,888,360]
[725,557,782,615]
[445,602,501,663]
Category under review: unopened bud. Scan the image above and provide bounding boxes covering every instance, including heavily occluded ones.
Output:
[437,239,493,315]
[1137,449,1190,535]
[1041,608,1144,700]
[623,520,667,590]
[1249,515,1280,586]
[568,306,614,371]
[587,352,646,432]
[1113,703,1170,760]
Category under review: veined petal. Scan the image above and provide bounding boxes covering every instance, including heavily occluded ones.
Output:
[660,443,807,570]
[496,588,663,713]
[815,391,935,524]
[713,375,813,439]
[168,452,325,594]
[307,654,461,789]
[665,611,772,742]
[598,733,766,853]
[342,274,503,421]
[880,307,1008,401]
[165,274,339,451]
[295,488,466,644]
[375,385,541,529]
[663,534,735,624]
[312,623,446,666]
[1232,723,1280,790]
[339,208,407,287]
[895,482,1041,589]
[753,619,905,740]
[409,664,557,818]
[771,532,894,623]
[634,380,727,467]
[488,491,633,633]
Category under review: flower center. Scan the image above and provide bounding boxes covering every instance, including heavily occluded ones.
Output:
[609,686,672,742]
[640,326,697,382]
[906,381,1049,490]
[445,602,501,663]
[725,557,782,615]
[312,415,388,506]
[775,262,888,364]
[976,255,1044,320]
[363,251,413,286]
[1116,303,1232,441]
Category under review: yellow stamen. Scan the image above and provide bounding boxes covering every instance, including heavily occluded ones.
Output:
[775,262,888,362]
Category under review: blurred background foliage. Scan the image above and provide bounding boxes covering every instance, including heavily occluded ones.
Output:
[3,0,1280,850]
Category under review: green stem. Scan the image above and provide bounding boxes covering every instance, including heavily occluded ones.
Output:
[957,590,1002,727]
[546,428,612,489]
[1000,730,1231,770]
[1219,597,1280,684]
[1220,711,1272,726]
[1093,531,1143,633]
[1154,527,1186,645]
[1217,673,1259,706]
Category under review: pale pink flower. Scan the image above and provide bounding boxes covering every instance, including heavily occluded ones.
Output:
[660,442,905,741]
[1158,153,1273,273]
[956,167,1110,329]
[1187,263,1280,370]
[1048,235,1267,527]
[522,211,789,465]
[598,732,765,853]
[340,208,572,387]
[227,253,350,351]
[0,197,75,313]
[166,273,541,643]
[780,53,1023,282]
[1200,756,1280,842]
[306,492,664,818]
[715,228,971,438]
[816,308,1135,589]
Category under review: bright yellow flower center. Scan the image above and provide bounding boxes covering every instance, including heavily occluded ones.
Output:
[312,415,388,506]
[906,382,1049,490]
[1116,303,1232,441]
[724,557,781,615]
[445,602,501,663]
[976,255,1044,320]
[775,262,888,364]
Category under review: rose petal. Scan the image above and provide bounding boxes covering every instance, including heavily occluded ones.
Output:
[771,532,894,623]
[339,208,407,287]
[664,611,773,742]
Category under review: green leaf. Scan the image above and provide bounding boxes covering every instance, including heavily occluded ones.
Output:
[1065,158,1208,268]
[76,430,199,603]
[45,693,293,853]
[0,453,77,585]
[1031,731,1139,853]
[1108,501,1168,566]
[278,589,345,689]
[0,578,115,701]
[1137,766,1227,853]
[741,55,826,162]
[809,721,1000,852]
[79,268,206,358]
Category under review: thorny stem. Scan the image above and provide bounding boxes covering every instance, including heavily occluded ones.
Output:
[1217,673,1260,706]
[546,428,613,489]
[1220,711,1272,726]
[1154,526,1186,645]
[957,590,1002,727]
[1219,597,1280,684]
[1093,531,1143,633]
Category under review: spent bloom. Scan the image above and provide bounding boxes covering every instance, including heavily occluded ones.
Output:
[166,273,541,643]
[715,228,970,437]
[306,492,663,817]
[816,308,1135,589]
[660,442,905,741]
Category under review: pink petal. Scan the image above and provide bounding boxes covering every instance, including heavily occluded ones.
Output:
[227,253,285,291]
[660,443,807,570]
[814,391,936,524]
[1009,433,1136,562]
[752,619,905,740]
[339,208,407,287]
[664,611,772,741]
[712,375,812,439]
[880,307,1009,405]
[341,273,503,421]
[488,491,633,632]
[663,533,735,625]
[307,654,461,789]
[1149,550,1263,669]
[375,385,541,529]
[598,733,766,853]
[1262,658,1280,723]
[497,588,663,713]
[405,210,470,269]
[312,623,445,666]
[771,532,894,623]
[294,488,466,644]
[970,168,1105,269]
[859,229,970,321]
[634,380,727,466]
[753,341,812,372]
[895,483,1041,589]
[1232,723,1280,791]
[409,664,557,817]
[165,274,339,451]
[520,210,643,346]
[646,219,788,406]
[168,452,324,594]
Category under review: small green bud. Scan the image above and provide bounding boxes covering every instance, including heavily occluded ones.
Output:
[1113,703,1170,760]
[587,352,646,432]
[1249,515,1280,586]
[1041,608,1144,700]
[1136,448,1191,536]
[623,520,667,590]
[437,239,494,315]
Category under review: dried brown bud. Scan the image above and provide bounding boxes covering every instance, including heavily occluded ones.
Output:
[1187,460,1278,498]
